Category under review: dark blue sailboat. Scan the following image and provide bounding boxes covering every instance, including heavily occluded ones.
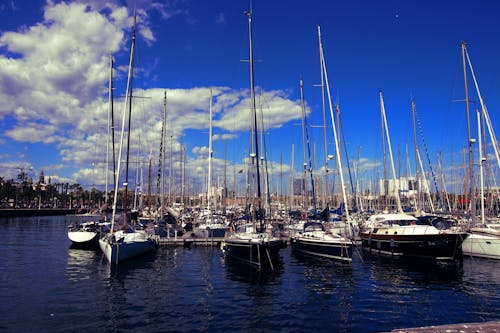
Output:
[221,8,284,270]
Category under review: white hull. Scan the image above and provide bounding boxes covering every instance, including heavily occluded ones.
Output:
[67,221,101,246]
[99,230,158,264]
[292,231,352,262]
[68,230,99,244]
[462,229,500,260]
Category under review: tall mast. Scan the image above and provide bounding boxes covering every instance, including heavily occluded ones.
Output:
[105,55,114,205]
[461,42,476,225]
[477,109,485,224]
[300,79,308,210]
[464,45,500,170]
[157,90,167,217]
[300,79,317,212]
[123,13,137,224]
[379,91,403,213]
[317,25,329,207]
[321,35,350,220]
[411,99,420,212]
[110,12,136,230]
[207,88,213,211]
[245,9,263,230]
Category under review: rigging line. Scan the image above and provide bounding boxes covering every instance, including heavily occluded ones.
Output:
[414,106,442,209]
[300,81,317,212]
[304,111,317,212]
[338,106,357,211]
[260,108,273,218]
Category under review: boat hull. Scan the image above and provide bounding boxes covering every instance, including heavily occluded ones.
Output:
[221,235,285,269]
[99,231,158,264]
[360,232,468,260]
[291,236,352,262]
[68,230,100,246]
[462,232,500,260]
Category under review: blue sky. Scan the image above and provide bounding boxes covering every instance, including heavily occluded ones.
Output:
[0,0,499,197]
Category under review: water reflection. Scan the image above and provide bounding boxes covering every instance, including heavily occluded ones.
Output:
[361,252,464,286]
[223,255,285,285]
[2,217,499,333]
[461,257,500,299]
[98,251,157,281]
[66,248,100,281]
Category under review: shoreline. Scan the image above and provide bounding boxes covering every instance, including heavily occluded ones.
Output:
[0,208,80,217]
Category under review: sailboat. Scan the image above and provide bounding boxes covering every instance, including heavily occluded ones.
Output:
[360,92,468,260]
[193,89,229,239]
[459,42,500,260]
[221,8,285,270]
[290,26,353,262]
[99,14,158,264]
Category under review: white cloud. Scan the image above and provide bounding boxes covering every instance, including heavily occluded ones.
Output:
[192,146,209,155]
[0,1,306,190]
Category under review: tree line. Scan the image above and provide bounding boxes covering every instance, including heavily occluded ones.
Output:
[0,170,105,209]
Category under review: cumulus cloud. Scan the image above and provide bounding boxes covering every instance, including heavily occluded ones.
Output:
[192,146,209,155]
[0,1,306,189]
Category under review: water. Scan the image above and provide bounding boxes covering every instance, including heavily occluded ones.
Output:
[0,216,499,333]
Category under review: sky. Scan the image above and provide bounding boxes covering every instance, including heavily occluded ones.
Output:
[0,0,499,198]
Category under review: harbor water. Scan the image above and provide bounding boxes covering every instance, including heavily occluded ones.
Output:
[1,215,499,332]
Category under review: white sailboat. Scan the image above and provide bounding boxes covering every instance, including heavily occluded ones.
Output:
[460,42,500,260]
[193,89,229,239]
[290,25,353,262]
[99,14,158,264]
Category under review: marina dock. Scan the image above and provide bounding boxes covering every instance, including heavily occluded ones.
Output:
[157,235,225,247]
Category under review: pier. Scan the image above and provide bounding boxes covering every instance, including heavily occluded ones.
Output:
[157,235,225,247]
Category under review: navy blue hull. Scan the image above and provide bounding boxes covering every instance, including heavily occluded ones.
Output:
[291,237,352,262]
[223,238,284,269]
[360,232,468,260]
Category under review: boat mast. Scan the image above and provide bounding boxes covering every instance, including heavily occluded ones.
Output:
[461,42,476,226]
[379,91,404,213]
[105,55,114,206]
[157,91,167,217]
[464,45,500,170]
[477,109,485,224]
[245,8,263,230]
[411,99,420,212]
[207,88,213,212]
[123,13,137,225]
[317,25,329,208]
[110,12,136,230]
[300,79,308,211]
[320,33,350,220]
[258,92,272,218]
[300,79,317,213]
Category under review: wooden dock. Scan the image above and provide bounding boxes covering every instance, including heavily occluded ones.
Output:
[156,232,290,248]
[157,235,224,247]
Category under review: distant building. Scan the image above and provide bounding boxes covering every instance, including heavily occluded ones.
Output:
[379,176,424,198]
